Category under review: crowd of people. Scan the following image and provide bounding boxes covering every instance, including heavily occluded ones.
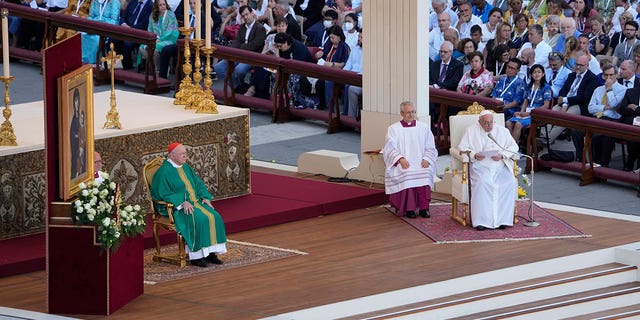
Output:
[429,0,640,172]
[7,0,364,117]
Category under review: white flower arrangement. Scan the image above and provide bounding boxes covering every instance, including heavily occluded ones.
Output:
[72,172,146,251]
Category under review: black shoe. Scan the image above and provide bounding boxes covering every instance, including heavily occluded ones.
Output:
[475,226,486,231]
[190,258,208,267]
[498,225,507,229]
[419,209,430,218]
[205,253,224,265]
[405,211,417,219]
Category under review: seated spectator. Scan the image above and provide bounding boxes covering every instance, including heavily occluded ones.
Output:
[618,81,640,171]
[470,24,485,52]
[55,0,94,42]
[430,12,456,60]
[619,60,640,90]
[244,16,289,98]
[314,25,350,110]
[572,0,597,34]
[517,47,535,84]
[443,28,464,61]
[273,0,302,41]
[563,36,578,69]
[344,31,363,118]
[458,38,478,73]
[610,0,635,35]
[504,0,530,27]
[472,0,494,23]
[255,0,276,27]
[479,8,503,49]
[457,51,494,97]
[537,0,566,26]
[582,63,625,167]
[492,57,526,119]
[218,0,249,40]
[274,32,317,108]
[518,24,551,68]
[608,12,635,56]
[214,5,267,90]
[543,14,561,48]
[507,63,552,143]
[586,15,609,57]
[511,13,530,51]
[343,12,360,51]
[546,51,570,97]
[456,2,483,39]
[612,21,639,66]
[139,0,179,72]
[299,0,328,42]
[310,8,339,48]
[484,21,513,72]
[117,0,153,69]
[82,0,121,64]
[430,41,465,91]
[553,17,580,54]
[430,0,459,31]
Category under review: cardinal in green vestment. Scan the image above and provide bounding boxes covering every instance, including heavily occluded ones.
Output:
[150,142,227,267]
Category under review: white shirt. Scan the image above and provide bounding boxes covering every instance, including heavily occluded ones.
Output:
[46,0,68,8]
[518,41,552,68]
[457,15,482,39]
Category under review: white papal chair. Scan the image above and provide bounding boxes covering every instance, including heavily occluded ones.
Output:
[449,102,518,227]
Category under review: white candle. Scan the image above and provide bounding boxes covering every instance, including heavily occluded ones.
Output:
[205,0,211,48]
[2,10,10,78]
[183,0,189,28]
[195,0,201,40]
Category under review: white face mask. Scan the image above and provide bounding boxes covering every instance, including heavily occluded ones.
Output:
[323,20,333,28]
[344,22,354,31]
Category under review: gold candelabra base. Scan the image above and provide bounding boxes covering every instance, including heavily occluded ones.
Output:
[0,76,17,146]
[196,47,218,114]
[174,27,195,106]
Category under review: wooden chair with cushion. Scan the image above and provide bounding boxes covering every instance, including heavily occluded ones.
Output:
[449,102,519,227]
[142,157,187,268]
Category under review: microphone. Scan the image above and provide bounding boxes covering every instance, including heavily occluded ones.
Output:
[486,132,539,227]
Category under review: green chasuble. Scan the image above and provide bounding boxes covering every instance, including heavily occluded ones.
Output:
[150,160,227,251]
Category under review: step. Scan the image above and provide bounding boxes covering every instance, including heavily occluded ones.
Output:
[448,282,640,320]
[349,263,637,320]
[561,303,640,320]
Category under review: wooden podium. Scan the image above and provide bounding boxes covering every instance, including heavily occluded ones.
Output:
[45,35,143,315]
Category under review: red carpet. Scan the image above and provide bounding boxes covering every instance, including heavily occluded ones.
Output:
[398,201,588,243]
[0,172,387,277]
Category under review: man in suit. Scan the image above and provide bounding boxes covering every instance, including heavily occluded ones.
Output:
[618,60,640,91]
[118,0,153,69]
[546,55,600,145]
[213,5,267,89]
[429,41,464,133]
[618,79,640,171]
[274,0,302,41]
[546,51,570,98]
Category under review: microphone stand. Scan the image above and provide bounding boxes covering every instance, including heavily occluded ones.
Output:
[487,133,539,227]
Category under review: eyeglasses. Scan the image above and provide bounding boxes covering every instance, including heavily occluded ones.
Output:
[506,65,518,69]
[401,110,417,114]
[575,63,587,67]
[479,120,494,126]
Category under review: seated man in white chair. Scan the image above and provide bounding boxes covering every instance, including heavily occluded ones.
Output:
[383,101,438,218]
[458,110,518,230]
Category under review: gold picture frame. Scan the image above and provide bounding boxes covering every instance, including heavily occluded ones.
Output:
[58,64,94,200]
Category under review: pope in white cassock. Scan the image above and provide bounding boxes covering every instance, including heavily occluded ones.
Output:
[383,101,438,218]
[457,110,518,230]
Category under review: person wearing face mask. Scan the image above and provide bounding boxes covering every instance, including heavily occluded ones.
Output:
[81,0,120,64]
[311,9,338,48]
[343,12,359,50]
[611,0,635,35]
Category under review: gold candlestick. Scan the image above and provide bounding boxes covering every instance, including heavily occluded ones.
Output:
[101,43,123,129]
[174,27,195,105]
[196,47,218,114]
[0,76,16,146]
[186,39,204,110]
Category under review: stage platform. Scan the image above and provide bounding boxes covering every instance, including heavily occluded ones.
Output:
[0,170,387,277]
[0,90,250,240]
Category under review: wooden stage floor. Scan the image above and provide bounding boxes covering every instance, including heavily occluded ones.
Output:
[2,169,640,319]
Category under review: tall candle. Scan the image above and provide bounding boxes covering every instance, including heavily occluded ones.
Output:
[195,0,201,40]
[2,10,10,78]
[205,0,211,48]
[183,0,189,28]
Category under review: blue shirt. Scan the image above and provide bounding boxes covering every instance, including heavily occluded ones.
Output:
[553,31,582,53]
[525,83,553,109]
[344,45,362,74]
[588,82,626,120]
[545,65,570,98]
[472,3,494,23]
[492,75,526,108]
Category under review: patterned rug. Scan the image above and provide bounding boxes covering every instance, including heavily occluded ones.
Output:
[396,201,589,243]
[144,240,307,283]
